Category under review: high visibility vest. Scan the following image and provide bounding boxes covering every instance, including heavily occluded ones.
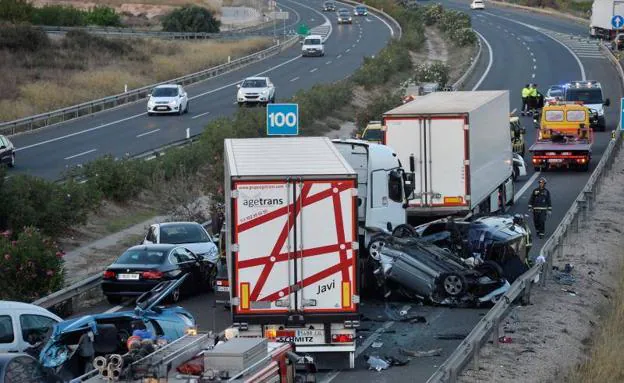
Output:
[529,88,537,97]
[522,88,531,97]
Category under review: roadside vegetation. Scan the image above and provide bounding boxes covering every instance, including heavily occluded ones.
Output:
[498,0,592,18]
[0,0,122,25]
[0,3,476,301]
[0,25,271,121]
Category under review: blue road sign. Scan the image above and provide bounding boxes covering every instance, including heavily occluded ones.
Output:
[620,97,624,130]
[612,15,624,29]
[267,103,299,136]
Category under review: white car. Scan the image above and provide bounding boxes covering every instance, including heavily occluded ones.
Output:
[301,34,325,57]
[470,0,485,9]
[147,84,189,116]
[143,222,219,264]
[237,77,276,106]
[0,301,62,353]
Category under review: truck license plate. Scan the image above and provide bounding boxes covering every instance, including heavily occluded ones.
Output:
[548,159,563,163]
[276,329,324,343]
[216,286,230,292]
[118,273,139,280]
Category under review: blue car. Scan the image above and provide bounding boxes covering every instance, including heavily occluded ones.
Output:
[354,5,368,16]
[39,276,194,380]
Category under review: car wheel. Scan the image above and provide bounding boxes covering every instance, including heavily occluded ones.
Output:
[106,295,122,305]
[8,154,15,168]
[474,260,504,280]
[185,102,190,114]
[392,224,417,238]
[238,102,244,107]
[367,236,387,261]
[147,112,153,116]
[178,107,183,116]
[440,273,466,296]
[170,287,181,303]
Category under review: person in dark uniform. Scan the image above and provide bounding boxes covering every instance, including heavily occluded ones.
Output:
[528,177,552,238]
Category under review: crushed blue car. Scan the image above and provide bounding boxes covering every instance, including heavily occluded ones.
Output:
[39,275,195,381]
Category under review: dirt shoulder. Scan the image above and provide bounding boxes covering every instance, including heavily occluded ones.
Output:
[460,144,624,382]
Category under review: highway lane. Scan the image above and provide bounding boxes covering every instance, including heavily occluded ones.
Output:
[11,0,395,180]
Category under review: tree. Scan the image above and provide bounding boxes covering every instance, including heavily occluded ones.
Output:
[161,5,220,33]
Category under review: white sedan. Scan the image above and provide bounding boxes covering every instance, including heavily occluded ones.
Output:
[147,84,189,116]
[143,222,219,264]
[470,0,485,10]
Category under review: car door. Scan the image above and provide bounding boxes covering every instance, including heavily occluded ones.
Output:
[19,314,59,351]
[170,248,201,293]
[0,314,18,352]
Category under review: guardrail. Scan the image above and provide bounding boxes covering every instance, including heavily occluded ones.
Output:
[452,32,483,90]
[0,35,298,137]
[37,21,276,40]
[426,44,624,383]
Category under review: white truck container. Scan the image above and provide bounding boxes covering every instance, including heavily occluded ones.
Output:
[590,0,624,39]
[224,137,359,370]
[382,90,515,217]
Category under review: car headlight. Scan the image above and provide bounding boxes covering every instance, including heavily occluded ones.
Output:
[147,100,154,107]
[261,89,269,95]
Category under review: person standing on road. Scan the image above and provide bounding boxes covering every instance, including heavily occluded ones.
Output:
[528,84,538,116]
[528,177,552,238]
[521,84,531,115]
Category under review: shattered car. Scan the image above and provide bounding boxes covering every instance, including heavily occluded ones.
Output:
[38,276,194,381]
[369,235,510,306]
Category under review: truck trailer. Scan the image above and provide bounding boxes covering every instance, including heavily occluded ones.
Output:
[223,137,360,370]
[590,0,624,39]
[382,90,515,217]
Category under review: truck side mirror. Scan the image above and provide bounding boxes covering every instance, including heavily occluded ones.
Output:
[409,154,415,173]
[604,98,611,106]
[403,172,415,200]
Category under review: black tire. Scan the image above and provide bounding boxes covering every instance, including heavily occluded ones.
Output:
[392,224,417,238]
[106,295,122,305]
[147,112,153,116]
[185,102,190,114]
[440,272,466,296]
[178,107,183,116]
[474,260,504,280]
[8,154,15,168]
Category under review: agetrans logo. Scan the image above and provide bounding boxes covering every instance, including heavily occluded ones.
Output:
[242,197,284,208]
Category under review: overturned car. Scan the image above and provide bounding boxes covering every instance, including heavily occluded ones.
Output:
[368,214,532,306]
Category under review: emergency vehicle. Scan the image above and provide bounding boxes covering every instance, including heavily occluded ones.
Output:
[561,81,610,131]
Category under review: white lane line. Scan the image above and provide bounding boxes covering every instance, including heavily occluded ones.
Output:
[136,128,160,138]
[290,76,300,82]
[104,305,123,314]
[352,44,356,47]
[533,65,537,69]
[326,60,332,64]
[530,51,534,56]
[532,73,536,78]
[356,39,360,42]
[192,111,211,119]
[64,149,97,160]
[533,58,536,62]
[515,171,541,202]
[359,6,394,37]
[310,68,318,73]
[472,30,493,91]
[337,54,342,58]
[17,113,145,151]
[345,48,351,53]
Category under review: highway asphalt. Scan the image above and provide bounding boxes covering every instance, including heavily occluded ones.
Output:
[10,0,397,180]
[51,1,623,382]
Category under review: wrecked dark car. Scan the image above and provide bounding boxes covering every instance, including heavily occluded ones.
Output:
[38,276,194,381]
[368,234,510,306]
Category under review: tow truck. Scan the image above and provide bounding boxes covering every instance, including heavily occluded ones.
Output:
[529,101,594,172]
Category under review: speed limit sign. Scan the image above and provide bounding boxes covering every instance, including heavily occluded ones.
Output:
[267,103,299,136]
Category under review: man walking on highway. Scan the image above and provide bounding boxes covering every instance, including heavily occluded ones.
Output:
[528,84,538,116]
[528,177,552,238]
[521,84,531,115]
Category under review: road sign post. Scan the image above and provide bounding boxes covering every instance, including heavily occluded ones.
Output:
[267,103,299,136]
[612,15,624,29]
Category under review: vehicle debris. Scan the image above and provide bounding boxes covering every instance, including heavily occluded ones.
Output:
[498,336,513,343]
[372,342,384,348]
[399,347,443,357]
[553,263,576,285]
[367,355,390,371]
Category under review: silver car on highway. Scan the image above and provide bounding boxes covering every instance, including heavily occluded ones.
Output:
[147,84,189,116]
[237,77,276,106]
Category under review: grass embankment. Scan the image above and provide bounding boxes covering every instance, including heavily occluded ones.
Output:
[0,27,271,122]
[496,0,591,19]
[567,261,624,382]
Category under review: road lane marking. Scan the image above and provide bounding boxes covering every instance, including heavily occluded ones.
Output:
[533,65,537,69]
[515,171,541,202]
[326,60,332,64]
[17,113,145,151]
[64,149,97,160]
[352,44,356,47]
[310,68,318,73]
[290,76,300,82]
[192,111,211,119]
[532,73,536,78]
[337,54,342,58]
[472,30,493,91]
[136,128,160,138]
[533,58,536,62]
[345,48,351,53]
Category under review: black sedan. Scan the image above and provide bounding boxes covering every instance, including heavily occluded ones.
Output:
[0,134,15,168]
[101,244,215,304]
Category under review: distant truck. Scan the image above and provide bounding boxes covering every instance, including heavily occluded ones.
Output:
[529,101,594,172]
[382,90,516,217]
[590,0,624,39]
[223,137,360,370]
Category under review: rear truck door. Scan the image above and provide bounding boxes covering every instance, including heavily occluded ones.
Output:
[295,179,358,314]
[233,181,296,314]
[384,117,467,209]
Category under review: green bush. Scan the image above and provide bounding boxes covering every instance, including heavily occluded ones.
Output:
[0,227,64,302]
[31,4,85,26]
[0,0,33,23]
[414,61,450,86]
[355,92,403,130]
[62,30,134,56]
[352,42,413,88]
[162,5,220,33]
[85,5,121,27]
[0,23,49,51]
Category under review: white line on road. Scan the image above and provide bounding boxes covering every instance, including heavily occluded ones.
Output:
[310,68,318,73]
[136,128,160,138]
[337,54,342,59]
[345,48,351,53]
[191,111,211,119]
[472,30,493,91]
[64,149,97,160]
[530,51,534,56]
[290,76,300,82]
[326,60,332,64]
[533,65,537,69]
[532,73,536,78]
[515,171,541,202]
[533,58,536,62]
[352,44,356,47]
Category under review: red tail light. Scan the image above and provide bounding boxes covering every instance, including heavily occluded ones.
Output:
[103,270,116,279]
[142,271,164,280]
[332,333,354,343]
[216,279,229,287]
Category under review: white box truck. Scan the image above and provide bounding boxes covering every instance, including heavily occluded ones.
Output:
[224,137,360,370]
[382,90,515,217]
[590,0,624,39]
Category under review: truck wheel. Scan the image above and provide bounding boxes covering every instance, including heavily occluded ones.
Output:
[440,273,466,296]
[392,224,417,238]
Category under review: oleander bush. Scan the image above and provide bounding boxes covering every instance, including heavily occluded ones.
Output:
[161,5,220,33]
